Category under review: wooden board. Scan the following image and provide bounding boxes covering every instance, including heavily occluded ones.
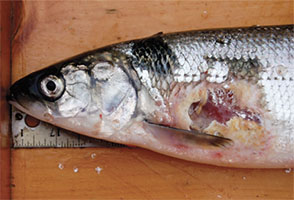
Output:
[10,0,294,199]
[0,1,12,199]
[12,148,294,200]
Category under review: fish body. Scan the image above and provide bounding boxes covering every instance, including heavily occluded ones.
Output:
[9,25,294,168]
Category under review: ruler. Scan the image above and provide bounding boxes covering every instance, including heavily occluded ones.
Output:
[12,108,124,148]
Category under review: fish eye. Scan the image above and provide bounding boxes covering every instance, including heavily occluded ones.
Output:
[46,80,56,91]
[39,74,65,101]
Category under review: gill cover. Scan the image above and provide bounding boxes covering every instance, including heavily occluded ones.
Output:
[9,52,138,135]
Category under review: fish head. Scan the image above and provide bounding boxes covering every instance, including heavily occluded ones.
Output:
[9,66,63,119]
[9,52,138,138]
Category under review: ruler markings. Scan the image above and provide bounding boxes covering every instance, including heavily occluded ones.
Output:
[12,108,125,148]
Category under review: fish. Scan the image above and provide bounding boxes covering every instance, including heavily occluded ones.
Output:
[9,25,294,168]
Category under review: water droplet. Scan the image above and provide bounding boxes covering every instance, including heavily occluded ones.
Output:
[202,10,208,19]
[217,194,222,198]
[95,166,103,174]
[285,168,292,173]
[58,163,64,170]
[91,153,96,159]
[228,159,233,163]
[73,167,79,173]
[242,176,246,180]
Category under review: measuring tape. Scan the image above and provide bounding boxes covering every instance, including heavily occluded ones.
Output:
[12,108,123,148]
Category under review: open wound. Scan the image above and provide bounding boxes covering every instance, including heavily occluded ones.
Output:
[189,88,261,131]
[183,84,268,148]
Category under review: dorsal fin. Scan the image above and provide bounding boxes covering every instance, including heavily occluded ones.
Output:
[152,32,163,37]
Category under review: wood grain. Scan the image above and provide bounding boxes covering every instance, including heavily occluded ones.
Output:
[0,1,12,199]
[11,148,294,200]
[10,0,294,199]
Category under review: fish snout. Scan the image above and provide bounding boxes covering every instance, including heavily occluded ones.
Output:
[7,89,16,103]
[7,81,23,103]
[8,74,40,104]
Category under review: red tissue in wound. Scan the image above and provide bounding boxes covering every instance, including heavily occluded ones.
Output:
[189,88,260,127]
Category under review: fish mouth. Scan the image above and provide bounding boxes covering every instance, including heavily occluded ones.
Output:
[7,93,32,116]
[8,80,36,117]
[7,93,16,105]
[7,85,20,107]
[8,81,24,107]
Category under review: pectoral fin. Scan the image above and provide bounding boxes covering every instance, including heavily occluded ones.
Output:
[143,121,233,148]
